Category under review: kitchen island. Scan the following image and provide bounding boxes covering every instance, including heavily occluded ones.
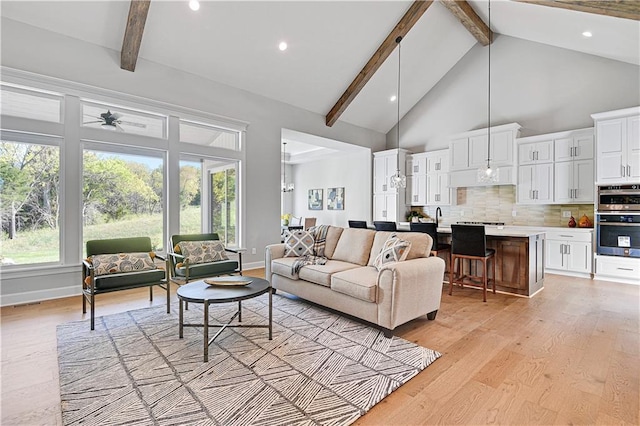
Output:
[399,223,546,297]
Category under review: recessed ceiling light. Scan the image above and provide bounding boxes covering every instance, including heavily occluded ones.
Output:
[189,0,200,11]
[582,31,593,38]
[278,42,288,51]
[390,95,397,102]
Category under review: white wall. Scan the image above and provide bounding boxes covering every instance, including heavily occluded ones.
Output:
[387,35,640,151]
[289,151,372,227]
[0,18,385,303]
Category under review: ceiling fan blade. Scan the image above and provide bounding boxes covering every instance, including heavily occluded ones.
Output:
[115,123,125,132]
[111,112,123,120]
[119,120,147,128]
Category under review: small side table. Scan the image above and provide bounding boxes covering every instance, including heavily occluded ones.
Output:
[177,278,272,362]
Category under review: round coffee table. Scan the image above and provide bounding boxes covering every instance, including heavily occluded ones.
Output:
[176,277,272,362]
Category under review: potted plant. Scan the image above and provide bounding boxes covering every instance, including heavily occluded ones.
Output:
[281,213,291,226]
[406,210,426,223]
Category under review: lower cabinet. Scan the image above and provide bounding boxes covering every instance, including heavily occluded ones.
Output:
[595,255,640,283]
[545,230,593,276]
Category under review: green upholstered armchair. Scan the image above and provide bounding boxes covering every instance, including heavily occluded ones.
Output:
[82,237,169,330]
[168,233,244,286]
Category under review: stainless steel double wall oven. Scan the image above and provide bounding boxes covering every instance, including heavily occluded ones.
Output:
[596,185,640,258]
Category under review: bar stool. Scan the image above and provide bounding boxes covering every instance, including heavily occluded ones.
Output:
[449,224,496,302]
[348,220,368,229]
[373,221,397,231]
[410,222,451,277]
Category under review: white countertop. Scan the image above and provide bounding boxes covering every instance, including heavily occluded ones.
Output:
[397,223,594,238]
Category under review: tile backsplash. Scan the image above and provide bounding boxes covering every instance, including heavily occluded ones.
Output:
[416,185,594,228]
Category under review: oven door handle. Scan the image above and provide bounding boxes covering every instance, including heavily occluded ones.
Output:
[597,222,638,227]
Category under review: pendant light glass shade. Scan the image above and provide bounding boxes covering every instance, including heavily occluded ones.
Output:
[477,0,499,184]
[390,36,406,191]
[282,142,294,192]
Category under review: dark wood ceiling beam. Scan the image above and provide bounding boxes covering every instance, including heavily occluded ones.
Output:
[439,0,492,46]
[325,1,434,127]
[516,0,640,21]
[120,0,151,72]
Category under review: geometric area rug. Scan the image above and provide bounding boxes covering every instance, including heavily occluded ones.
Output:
[57,293,441,426]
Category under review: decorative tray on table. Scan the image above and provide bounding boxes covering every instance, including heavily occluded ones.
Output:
[204,276,252,286]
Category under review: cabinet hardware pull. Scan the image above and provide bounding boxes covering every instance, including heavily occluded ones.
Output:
[628,165,631,176]
[559,235,573,238]
[574,188,578,198]
[617,268,633,271]
[383,210,387,218]
[383,184,387,191]
[560,244,564,254]
[566,245,570,254]
[575,146,579,157]
[621,165,625,177]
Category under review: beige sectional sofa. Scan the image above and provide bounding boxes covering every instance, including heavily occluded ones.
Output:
[265,226,445,337]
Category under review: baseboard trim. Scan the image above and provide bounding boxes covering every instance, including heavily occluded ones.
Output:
[244,261,265,271]
[1,285,80,307]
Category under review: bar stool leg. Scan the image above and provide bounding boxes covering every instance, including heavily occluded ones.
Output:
[482,258,488,302]
[449,256,456,296]
[492,255,496,294]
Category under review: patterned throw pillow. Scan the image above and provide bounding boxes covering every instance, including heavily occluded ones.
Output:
[178,240,228,265]
[373,235,412,271]
[92,252,157,276]
[284,230,314,257]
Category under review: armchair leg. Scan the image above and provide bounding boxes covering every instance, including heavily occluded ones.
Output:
[149,285,153,302]
[166,283,170,314]
[90,293,95,331]
[82,291,86,314]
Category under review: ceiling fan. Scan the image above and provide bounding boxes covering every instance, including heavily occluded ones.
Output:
[83,110,146,131]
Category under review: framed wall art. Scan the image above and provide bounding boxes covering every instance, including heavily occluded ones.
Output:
[327,187,344,210]
[308,189,323,210]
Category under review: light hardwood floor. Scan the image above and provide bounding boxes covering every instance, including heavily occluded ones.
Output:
[1,270,638,425]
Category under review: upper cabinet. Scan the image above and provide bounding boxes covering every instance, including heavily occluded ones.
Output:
[516,128,594,205]
[592,107,640,184]
[405,149,453,207]
[373,149,408,222]
[449,123,521,187]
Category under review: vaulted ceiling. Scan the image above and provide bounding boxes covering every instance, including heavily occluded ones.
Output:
[2,1,638,134]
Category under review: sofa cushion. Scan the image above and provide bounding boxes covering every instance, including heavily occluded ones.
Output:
[298,260,360,287]
[284,230,315,257]
[373,235,412,271]
[367,231,432,266]
[331,228,376,266]
[331,266,379,303]
[174,260,239,279]
[271,257,300,280]
[324,226,344,259]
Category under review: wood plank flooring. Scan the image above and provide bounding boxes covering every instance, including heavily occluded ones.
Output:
[1,270,638,425]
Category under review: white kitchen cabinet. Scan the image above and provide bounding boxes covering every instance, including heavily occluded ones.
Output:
[450,138,469,171]
[554,159,594,203]
[518,163,553,204]
[373,149,407,222]
[595,255,640,284]
[406,174,427,206]
[449,123,521,186]
[373,193,397,222]
[592,107,640,184]
[545,230,593,277]
[406,152,427,175]
[554,130,594,162]
[426,149,449,173]
[427,172,451,205]
[518,140,553,165]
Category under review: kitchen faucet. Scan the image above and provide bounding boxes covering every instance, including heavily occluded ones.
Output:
[436,207,442,228]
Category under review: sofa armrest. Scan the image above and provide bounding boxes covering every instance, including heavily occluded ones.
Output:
[376,256,445,330]
[265,243,286,283]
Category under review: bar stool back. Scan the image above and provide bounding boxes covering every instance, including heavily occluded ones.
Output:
[373,221,397,231]
[348,220,368,229]
[449,224,496,302]
[410,222,451,277]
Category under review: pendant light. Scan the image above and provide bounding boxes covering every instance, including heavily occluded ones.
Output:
[389,36,406,190]
[282,142,294,192]
[477,0,499,184]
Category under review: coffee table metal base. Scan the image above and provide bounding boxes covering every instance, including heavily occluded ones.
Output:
[177,280,272,362]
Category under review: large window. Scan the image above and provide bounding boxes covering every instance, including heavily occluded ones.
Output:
[0,138,61,265]
[211,163,237,246]
[82,148,165,254]
[179,159,203,235]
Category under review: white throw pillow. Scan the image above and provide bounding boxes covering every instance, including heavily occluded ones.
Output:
[373,235,412,271]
